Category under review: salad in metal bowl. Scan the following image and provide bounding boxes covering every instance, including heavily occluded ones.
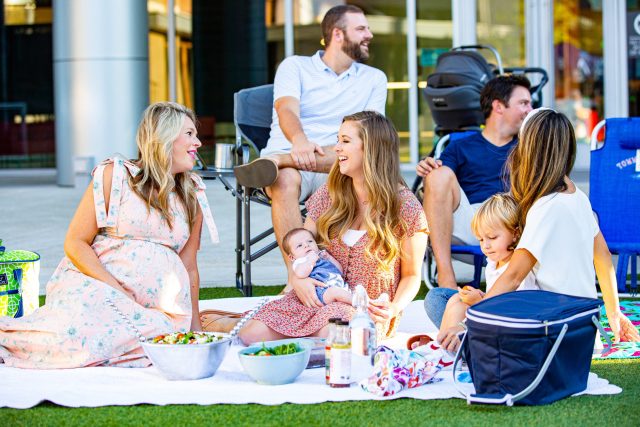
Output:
[150,331,228,345]
[142,331,232,380]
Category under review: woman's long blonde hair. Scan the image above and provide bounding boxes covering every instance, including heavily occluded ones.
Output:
[316,111,407,270]
[129,102,199,229]
[507,108,576,228]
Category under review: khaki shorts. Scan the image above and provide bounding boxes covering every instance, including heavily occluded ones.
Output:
[452,188,481,245]
[298,171,328,201]
[262,150,328,202]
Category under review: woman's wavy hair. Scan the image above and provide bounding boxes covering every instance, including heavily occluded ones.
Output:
[507,108,576,228]
[129,102,199,230]
[316,111,407,271]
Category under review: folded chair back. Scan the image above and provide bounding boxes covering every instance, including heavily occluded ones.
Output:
[234,84,274,153]
[590,117,640,292]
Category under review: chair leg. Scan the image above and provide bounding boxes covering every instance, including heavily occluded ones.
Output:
[616,253,629,293]
[243,185,253,297]
[235,182,244,293]
[631,255,638,295]
[423,242,436,289]
[471,254,484,289]
[422,257,435,290]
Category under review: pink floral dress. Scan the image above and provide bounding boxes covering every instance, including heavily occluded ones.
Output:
[252,184,428,338]
[0,157,218,368]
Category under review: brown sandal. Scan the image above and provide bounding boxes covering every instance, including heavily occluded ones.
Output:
[199,309,243,333]
[407,334,433,350]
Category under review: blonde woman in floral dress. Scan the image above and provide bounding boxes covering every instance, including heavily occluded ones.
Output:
[0,102,218,368]
[239,111,429,343]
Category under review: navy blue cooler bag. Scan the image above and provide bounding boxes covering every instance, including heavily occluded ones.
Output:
[453,290,610,406]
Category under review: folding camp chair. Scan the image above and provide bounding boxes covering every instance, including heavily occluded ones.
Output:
[196,84,274,296]
[412,131,487,289]
[590,118,640,294]
[234,84,280,297]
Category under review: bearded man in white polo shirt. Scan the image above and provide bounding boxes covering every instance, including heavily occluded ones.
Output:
[234,4,387,272]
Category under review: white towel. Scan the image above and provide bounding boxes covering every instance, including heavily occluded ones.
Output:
[0,299,621,408]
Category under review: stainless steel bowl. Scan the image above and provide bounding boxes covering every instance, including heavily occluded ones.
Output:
[141,333,232,380]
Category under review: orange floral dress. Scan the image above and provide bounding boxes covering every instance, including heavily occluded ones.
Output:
[252,184,428,337]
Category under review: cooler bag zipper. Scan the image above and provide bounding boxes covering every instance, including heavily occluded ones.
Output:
[466,307,601,332]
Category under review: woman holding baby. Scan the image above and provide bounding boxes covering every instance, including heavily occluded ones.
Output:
[239,111,429,343]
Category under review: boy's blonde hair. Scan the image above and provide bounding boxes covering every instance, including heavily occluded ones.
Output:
[471,193,519,249]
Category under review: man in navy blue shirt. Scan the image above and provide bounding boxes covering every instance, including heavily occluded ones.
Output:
[417,75,532,289]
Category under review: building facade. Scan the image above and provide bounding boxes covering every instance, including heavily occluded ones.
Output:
[0,0,638,185]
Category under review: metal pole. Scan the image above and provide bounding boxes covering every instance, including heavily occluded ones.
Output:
[603,0,628,118]
[284,0,294,57]
[53,0,149,186]
[525,0,554,108]
[168,0,177,102]
[452,0,477,46]
[406,0,418,165]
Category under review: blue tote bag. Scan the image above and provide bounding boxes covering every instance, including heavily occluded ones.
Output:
[453,290,610,406]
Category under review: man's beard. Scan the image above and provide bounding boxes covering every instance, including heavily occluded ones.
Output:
[341,34,369,62]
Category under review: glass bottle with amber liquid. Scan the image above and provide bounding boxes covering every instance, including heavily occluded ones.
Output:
[329,320,351,388]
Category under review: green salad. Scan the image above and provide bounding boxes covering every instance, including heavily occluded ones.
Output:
[150,331,225,345]
[248,342,301,356]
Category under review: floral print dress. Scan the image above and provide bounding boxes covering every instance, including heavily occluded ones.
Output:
[252,184,428,338]
[0,157,218,368]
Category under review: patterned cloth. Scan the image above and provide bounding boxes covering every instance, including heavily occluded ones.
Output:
[252,184,428,337]
[360,343,450,397]
[596,301,640,359]
[0,157,218,368]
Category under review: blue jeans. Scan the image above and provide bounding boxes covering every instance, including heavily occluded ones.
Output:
[424,287,458,329]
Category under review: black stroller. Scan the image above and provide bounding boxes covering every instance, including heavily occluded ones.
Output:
[415,44,549,289]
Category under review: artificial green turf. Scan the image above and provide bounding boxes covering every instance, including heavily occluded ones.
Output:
[2,360,639,427]
[18,285,640,426]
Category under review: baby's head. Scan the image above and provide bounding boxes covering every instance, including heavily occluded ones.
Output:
[282,228,320,261]
[471,193,519,265]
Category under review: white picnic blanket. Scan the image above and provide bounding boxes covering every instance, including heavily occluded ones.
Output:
[0,298,621,408]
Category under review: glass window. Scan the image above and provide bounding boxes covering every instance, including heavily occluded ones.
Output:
[477,0,526,68]
[554,0,603,144]
[0,0,54,168]
[148,0,193,108]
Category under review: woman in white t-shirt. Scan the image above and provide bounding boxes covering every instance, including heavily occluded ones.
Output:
[460,108,639,343]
